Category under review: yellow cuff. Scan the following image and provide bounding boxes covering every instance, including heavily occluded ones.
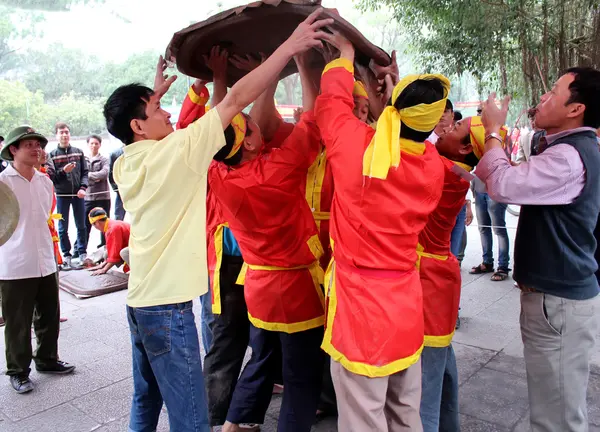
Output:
[188,87,209,105]
[323,58,354,75]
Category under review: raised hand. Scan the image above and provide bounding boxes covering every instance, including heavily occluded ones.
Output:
[230,53,266,72]
[282,8,334,56]
[320,28,354,60]
[481,92,511,133]
[204,46,229,78]
[371,50,399,84]
[154,55,178,99]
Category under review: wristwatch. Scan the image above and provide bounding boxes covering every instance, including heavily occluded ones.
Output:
[485,132,503,144]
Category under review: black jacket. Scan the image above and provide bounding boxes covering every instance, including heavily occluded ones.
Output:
[109,147,124,191]
[47,145,89,195]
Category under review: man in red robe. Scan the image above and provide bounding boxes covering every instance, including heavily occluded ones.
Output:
[87,207,130,275]
[315,31,449,431]
[418,116,503,431]
[208,48,329,430]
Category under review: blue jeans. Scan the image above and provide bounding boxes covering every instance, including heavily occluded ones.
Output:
[420,345,460,432]
[450,204,467,258]
[474,191,510,269]
[199,291,214,354]
[114,191,126,221]
[56,196,87,256]
[127,302,210,432]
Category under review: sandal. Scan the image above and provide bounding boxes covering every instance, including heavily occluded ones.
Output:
[491,268,510,282]
[469,263,494,275]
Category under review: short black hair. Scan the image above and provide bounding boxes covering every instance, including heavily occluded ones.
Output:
[213,114,252,166]
[454,111,463,122]
[565,67,600,128]
[87,134,102,144]
[55,122,70,133]
[393,78,445,142]
[104,84,153,145]
[445,99,454,112]
[88,207,108,220]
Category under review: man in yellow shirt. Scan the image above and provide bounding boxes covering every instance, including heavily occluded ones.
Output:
[102,10,332,432]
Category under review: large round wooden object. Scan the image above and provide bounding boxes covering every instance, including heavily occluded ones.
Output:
[165,0,391,91]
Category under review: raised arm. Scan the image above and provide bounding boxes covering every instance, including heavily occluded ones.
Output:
[215,8,333,129]
[231,53,283,143]
[205,46,229,107]
[177,79,210,130]
[315,31,369,153]
[295,51,319,112]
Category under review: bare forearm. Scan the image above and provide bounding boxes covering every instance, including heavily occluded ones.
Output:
[217,45,295,127]
[297,59,318,112]
[249,81,279,139]
[212,75,228,107]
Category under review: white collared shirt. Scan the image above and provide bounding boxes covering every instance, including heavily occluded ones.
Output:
[0,164,57,279]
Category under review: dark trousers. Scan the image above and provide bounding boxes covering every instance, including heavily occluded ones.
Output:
[203,256,249,426]
[319,356,337,414]
[227,324,325,432]
[56,196,87,256]
[0,273,60,377]
[84,199,111,248]
[114,191,126,221]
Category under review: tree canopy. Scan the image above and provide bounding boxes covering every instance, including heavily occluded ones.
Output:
[358,0,600,112]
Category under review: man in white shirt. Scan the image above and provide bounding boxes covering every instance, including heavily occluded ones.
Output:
[0,126,75,394]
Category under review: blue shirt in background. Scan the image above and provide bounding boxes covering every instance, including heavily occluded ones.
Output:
[223,227,242,256]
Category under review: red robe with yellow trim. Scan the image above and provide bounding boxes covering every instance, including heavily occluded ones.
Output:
[418,157,470,347]
[177,84,232,315]
[303,146,334,270]
[315,63,445,377]
[208,111,325,333]
[268,120,335,271]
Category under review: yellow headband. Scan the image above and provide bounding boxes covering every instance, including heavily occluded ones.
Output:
[89,214,107,224]
[225,114,247,160]
[468,116,507,160]
[353,81,369,100]
[363,74,451,179]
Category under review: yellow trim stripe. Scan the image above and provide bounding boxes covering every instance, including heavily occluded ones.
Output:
[424,332,455,348]
[187,86,209,105]
[306,150,329,228]
[211,223,228,315]
[416,243,448,271]
[321,258,423,378]
[322,58,354,75]
[248,313,325,334]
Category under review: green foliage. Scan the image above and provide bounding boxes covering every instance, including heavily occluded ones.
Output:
[0,0,105,11]
[357,0,600,116]
[0,79,104,136]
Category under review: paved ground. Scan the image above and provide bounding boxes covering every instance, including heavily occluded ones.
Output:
[1,213,599,431]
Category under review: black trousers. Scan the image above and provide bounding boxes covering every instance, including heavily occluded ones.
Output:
[203,256,249,426]
[84,199,111,249]
[0,273,60,377]
[226,324,325,432]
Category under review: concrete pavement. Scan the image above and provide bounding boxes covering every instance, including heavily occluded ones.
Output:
[0,214,599,431]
